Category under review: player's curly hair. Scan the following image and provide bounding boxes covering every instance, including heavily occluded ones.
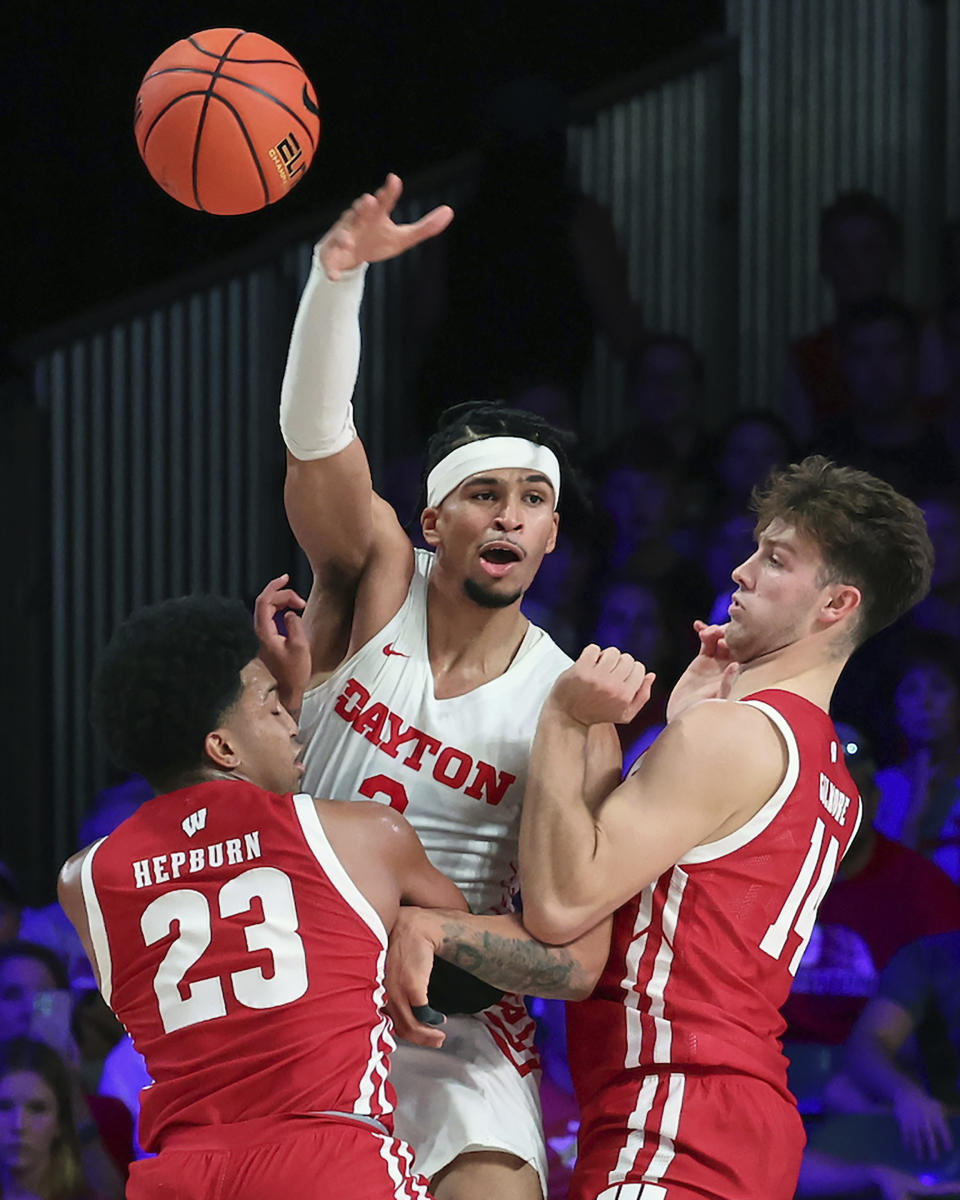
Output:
[422,400,590,517]
[90,595,258,791]
[751,455,933,645]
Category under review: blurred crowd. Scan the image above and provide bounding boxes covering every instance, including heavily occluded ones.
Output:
[4,182,960,1200]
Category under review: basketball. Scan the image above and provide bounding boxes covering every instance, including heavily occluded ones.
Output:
[134,28,321,215]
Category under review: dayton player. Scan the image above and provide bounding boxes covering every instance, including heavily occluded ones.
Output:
[258,174,608,1200]
[57,595,471,1200]
[518,457,935,1200]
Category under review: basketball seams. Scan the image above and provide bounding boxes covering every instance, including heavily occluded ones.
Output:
[141,71,318,152]
[141,72,319,150]
[213,77,319,149]
[204,92,271,209]
[187,32,305,68]
[192,30,247,211]
[140,91,208,154]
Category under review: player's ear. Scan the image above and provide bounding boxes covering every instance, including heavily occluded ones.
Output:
[544,511,559,554]
[821,584,861,627]
[421,506,441,547]
[204,727,240,771]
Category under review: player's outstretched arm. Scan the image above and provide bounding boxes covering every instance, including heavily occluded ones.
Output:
[280,175,454,677]
[519,646,784,944]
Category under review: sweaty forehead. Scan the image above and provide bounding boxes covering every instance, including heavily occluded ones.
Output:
[242,658,277,698]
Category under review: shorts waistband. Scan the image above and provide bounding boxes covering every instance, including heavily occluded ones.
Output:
[161,1111,390,1152]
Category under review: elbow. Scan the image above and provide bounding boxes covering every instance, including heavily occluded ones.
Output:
[522,902,593,948]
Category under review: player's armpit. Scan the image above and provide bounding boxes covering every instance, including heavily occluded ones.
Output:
[521,700,786,944]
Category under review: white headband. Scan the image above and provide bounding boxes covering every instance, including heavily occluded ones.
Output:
[426,437,562,509]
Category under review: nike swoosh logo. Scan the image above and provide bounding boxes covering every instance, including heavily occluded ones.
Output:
[382,643,409,658]
[302,85,321,119]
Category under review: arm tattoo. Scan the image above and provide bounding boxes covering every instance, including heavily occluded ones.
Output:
[436,919,589,1000]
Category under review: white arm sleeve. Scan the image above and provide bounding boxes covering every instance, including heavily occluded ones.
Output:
[279,252,368,461]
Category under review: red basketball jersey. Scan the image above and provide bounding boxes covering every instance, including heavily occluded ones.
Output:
[568,690,862,1120]
[79,780,395,1153]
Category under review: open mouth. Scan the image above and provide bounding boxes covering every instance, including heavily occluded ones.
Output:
[479,542,523,577]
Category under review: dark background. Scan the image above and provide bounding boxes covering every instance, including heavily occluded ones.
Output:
[5,0,723,346]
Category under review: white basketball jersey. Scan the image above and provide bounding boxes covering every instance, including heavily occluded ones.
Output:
[299,548,572,913]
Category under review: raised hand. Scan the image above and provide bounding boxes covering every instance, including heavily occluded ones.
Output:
[318,173,454,280]
[666,619,740,722]
[253,573,310,717]
[549,645,655,728]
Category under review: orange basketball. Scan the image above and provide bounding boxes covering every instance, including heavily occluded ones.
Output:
[134,28,321,215]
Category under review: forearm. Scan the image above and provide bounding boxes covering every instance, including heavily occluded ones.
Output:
[519,705,603,940]
[279,253,366,461]
[847,1030,922,1104]
[429,910,600,1001]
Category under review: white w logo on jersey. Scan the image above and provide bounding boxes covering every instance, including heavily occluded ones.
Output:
[181,808,207,838]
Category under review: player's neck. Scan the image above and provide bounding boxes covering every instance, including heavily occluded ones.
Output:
[425,576,529,698]
[729,638,847,711]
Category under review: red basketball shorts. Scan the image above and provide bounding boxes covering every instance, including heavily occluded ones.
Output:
[571,1071,805,1200]
[126,1114,433,1200]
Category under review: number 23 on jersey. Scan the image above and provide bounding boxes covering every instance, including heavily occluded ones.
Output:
[141,866,309,1034]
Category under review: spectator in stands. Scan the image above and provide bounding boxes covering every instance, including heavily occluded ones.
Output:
[874,636,960,882]
[784,191,904,444]
[0,1037,105,1200]
[0,943,74,1046]
[0,945,129,1191]
[593,437,712,655]
[697,411,796,527]
[845,931,960,1164]
[622,333,706,469]
[811,298,955,499]
[782,726,960,1112]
